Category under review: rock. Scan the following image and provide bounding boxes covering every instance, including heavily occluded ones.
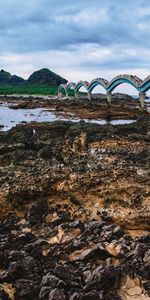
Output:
[70,195,81,206]
[144,249,150,263]
[39,286,52,300]
[38,145,52,159]
[0,107,150,299]
[79,246,112,262]
[68,220,85,232]
[48,288,66,300]
[139,262,150,280]
[26,201,48,225]
[135,243,148,257]
[127,286,142,296]
[88,266,121,291]
[40,273,66,289]
[14,279,39,300]
[142,281,150,296]
[0,287,11,300]
[104,291,121,300]
[70,291,103,300]
[54,266,70,280]
[113,226,124,238]
[8,261,25,281]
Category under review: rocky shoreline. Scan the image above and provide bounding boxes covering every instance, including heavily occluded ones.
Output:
[0,93,149,121]
[0,96,150,299]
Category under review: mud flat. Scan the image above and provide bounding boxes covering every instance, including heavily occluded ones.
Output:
[0,96,150,299]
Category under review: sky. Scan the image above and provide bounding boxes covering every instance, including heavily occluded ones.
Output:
[0,0,150,93]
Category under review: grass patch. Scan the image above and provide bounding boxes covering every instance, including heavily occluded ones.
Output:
[0,85,58,96]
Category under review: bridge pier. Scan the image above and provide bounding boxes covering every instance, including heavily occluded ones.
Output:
[139,92,146,109]
[58,92,62,99]
[88,92,92,101]
[107,92,112,105]
[75,92,79,100]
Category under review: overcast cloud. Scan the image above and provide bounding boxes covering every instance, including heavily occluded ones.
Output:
[0,0,149,92]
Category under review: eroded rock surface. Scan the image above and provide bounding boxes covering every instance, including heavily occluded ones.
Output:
[0,116,150,299]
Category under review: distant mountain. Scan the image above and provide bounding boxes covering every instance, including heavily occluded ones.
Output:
[0,70,11,84]
[27,68,67,86]
[0,68,67,86]
[9,75,25,85]
[0,69,25,85]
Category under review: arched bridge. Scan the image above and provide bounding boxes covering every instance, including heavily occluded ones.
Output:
[58,74,150,108]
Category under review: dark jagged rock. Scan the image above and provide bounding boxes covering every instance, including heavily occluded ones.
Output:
[26,201,48,225]
[0,287,11,300]
[0,111,149,299]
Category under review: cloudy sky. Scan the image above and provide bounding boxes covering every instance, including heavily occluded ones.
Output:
[0,0,150,92]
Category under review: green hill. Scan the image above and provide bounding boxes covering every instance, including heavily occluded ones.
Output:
[0,69,25,85]
[0,68,67,95]
[0,69,11,84]
[27,68,67,86]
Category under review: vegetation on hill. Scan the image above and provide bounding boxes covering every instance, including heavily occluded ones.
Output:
[0,68,68,95]
[0,85,58,95]
[0,69,25,85]
[27,68,67,86]
[0,69,12,84]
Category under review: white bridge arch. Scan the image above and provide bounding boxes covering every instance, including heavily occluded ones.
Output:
[58,74,150,108]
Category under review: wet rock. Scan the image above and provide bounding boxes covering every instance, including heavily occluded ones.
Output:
[143,249,150,263]
[68,220,85,232]
[54,266,71,280]
[103,291,121,300]
[0,109,149,299]
[134,243,148,257]
[139,262,150,280]
[14,279,39,300]
[40,273,66,289]
[8,261,25,281]
[0,287,11,300]
[142,281,150,296]
[48,288,66,300]
[113,226,124,239]
[38,145,52,159]
[39,286,52,300]
[70,195,81,206]
[26,201,48,225]
[87,266,121,291]
[78,246,112,262]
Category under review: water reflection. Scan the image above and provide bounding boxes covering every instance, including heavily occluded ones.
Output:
[0,103,136,131]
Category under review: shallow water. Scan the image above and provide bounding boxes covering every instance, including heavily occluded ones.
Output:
[0,103,136,131]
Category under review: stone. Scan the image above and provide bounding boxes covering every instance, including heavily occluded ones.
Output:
[40,273,66,289]
[26,201,48,225]
[54,266,71,280]
[0,287,11,300]
[79,246,112,262]
[14,279,39,300]
[39,287,52,300]
[70,292,103,300]
[48,288,66,300]
[70,196,81,206]
[144,249,150,263]
[142,281,150,296]
[127,286,142,296]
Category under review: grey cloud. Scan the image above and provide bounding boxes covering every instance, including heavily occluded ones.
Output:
[0,0,149,79]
